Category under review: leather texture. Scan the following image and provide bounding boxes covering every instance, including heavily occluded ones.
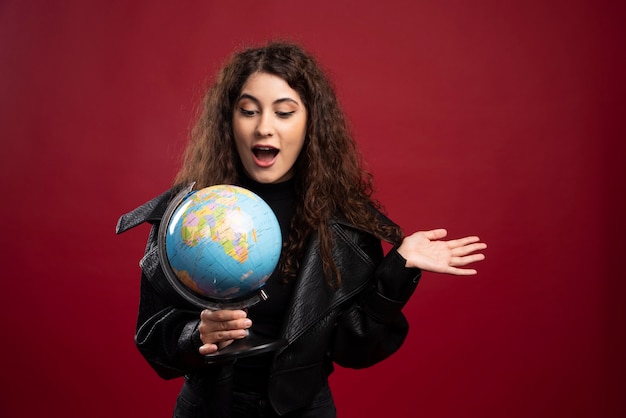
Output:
[117,189,421,416]
[116,189,173,234]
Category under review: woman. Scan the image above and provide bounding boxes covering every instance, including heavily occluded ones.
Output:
[117,41,486,417]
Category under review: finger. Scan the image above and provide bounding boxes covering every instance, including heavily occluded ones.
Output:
[199,338,237,355]
[446,267,478,276]
[199,343,219,355]
[217,340,235,350]
[202,328,248,346]
[199,317,252,335]
[451,242,487,257]
[450,253,486,267]
[205,318,252,333]
[446,236,482,249]
[201,309,247,321]
[215,328,248,341]
[422,229,448,241]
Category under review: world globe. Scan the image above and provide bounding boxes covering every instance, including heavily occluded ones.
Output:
[157,184,282,310]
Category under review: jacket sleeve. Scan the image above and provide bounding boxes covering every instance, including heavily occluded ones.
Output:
[133,223,209,379]
[117,191,210,379]
[331,233,421,369]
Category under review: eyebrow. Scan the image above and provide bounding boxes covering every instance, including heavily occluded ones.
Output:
[237,93,300,107]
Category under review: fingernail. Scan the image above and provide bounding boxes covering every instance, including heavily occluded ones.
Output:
[244,319,252,327]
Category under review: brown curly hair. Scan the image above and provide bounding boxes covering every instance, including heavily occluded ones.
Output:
[174,41,403,288]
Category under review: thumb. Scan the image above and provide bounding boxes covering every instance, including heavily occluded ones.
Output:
[422,228,448,241]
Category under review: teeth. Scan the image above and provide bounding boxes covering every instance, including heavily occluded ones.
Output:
[253,146,279,162]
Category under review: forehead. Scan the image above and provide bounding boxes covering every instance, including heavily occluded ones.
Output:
[239,72,302,102]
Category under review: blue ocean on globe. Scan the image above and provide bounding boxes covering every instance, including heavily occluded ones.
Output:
[163,185,282,301]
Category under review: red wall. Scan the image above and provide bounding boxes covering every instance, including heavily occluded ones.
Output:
[1,1,624,417]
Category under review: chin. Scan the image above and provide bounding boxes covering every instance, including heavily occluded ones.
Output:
[244,165,293,184]
[248,172,278,184]
[257,172,293,184]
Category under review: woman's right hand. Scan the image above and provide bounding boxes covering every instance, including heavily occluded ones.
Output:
[198,309,252,355]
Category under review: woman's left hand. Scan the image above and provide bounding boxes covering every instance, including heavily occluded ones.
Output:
[397,229,487,275]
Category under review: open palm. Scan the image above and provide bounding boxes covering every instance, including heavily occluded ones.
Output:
[397,229,487,275]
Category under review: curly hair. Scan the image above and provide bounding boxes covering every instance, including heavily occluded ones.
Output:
[174,41,404,288]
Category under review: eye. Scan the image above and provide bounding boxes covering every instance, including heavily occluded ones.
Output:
[239,108,257,117]
[276,111,295,119]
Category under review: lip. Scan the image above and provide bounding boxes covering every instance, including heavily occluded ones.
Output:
[251,145,279,168]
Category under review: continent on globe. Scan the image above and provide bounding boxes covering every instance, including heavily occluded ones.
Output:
[160,184,282,303]
[181,200,254,264]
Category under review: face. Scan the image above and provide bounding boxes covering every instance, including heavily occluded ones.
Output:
[232,72,307,184]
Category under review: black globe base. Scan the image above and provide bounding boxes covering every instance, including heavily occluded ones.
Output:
[204,332,287,364]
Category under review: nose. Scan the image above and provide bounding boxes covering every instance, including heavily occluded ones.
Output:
[255,113,274,137]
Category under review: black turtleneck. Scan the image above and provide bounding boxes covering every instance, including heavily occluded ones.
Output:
[237,175,296,338]
[234,176,297,392]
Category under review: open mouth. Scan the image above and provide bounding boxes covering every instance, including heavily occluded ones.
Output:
[252,146,279,163]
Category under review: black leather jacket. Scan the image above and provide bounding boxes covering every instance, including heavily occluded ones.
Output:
[117,189,421,416]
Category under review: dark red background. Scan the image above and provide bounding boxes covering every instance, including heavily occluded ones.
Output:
[1,1,624,417]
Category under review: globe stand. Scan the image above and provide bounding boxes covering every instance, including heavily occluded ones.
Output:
[204,331,286,364]
[194,288,287,364]
[157,183,286,364]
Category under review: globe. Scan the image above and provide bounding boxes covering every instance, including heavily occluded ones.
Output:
[158,184,282,309]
